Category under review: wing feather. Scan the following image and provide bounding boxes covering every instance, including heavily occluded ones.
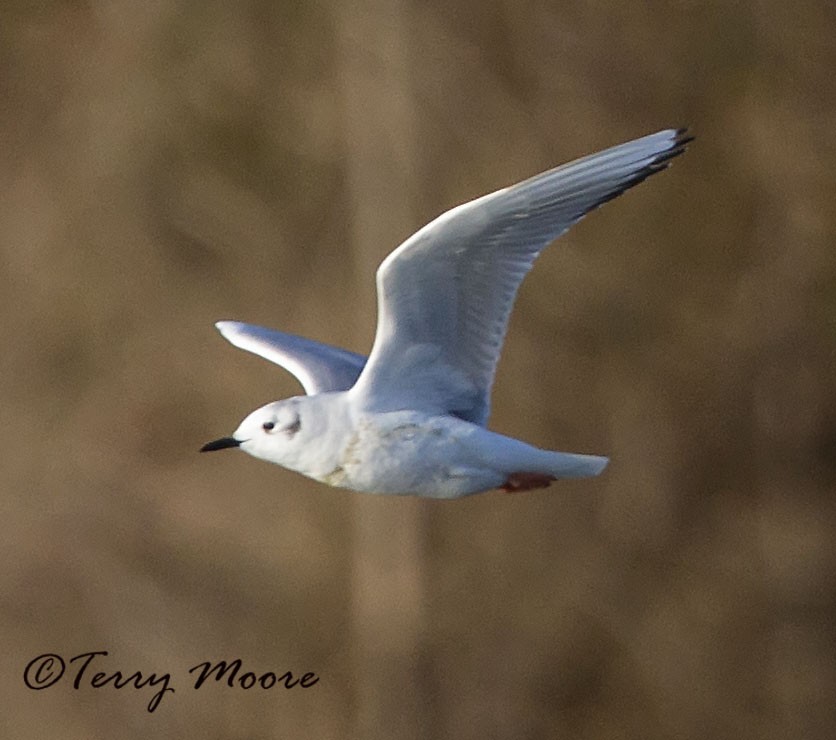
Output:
[215,321,366,395]
[349,128,691,424]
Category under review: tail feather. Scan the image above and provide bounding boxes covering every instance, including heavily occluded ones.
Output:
[546,451,609,479]
[469,426,608,481]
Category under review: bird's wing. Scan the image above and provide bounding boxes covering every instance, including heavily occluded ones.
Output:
[349,128,691,425]
[215,321,367,395]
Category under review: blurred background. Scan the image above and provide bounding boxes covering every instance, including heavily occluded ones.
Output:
[2,1,834,738]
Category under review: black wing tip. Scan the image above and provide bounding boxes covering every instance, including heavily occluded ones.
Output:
[653,127,694,166]
[674,126,695,146]
[582,127,693,213]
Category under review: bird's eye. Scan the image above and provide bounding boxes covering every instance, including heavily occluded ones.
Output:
[262,421,275,431]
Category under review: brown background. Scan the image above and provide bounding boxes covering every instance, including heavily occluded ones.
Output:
[2,2,834,739]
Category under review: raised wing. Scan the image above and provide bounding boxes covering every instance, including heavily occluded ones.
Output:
[215,321,366,395]
[349,128,691,425]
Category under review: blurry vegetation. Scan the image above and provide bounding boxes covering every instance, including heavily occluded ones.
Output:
[1,2,834,739]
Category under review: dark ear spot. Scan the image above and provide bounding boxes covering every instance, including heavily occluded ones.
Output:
[284,416,301,436]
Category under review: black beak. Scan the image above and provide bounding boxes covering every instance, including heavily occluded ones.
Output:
[200,437,242,452]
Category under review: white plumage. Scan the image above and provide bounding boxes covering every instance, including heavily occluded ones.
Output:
[202,128,691,498]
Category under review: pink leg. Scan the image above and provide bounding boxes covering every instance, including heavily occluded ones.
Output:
[499,472,557,493]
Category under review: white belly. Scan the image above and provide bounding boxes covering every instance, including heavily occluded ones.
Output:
[318,412,505,498]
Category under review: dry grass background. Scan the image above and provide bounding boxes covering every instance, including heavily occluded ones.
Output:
[2,2,835,739]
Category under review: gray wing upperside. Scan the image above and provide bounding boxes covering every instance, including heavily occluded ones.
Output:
[215,321,367,395]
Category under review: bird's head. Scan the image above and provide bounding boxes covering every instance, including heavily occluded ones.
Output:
[201,397,305,468]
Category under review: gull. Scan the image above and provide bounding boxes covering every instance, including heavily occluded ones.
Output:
[201,128,690,498]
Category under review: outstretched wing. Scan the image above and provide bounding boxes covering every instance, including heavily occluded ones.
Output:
[349,128,691,425]
[215,321,367,395]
